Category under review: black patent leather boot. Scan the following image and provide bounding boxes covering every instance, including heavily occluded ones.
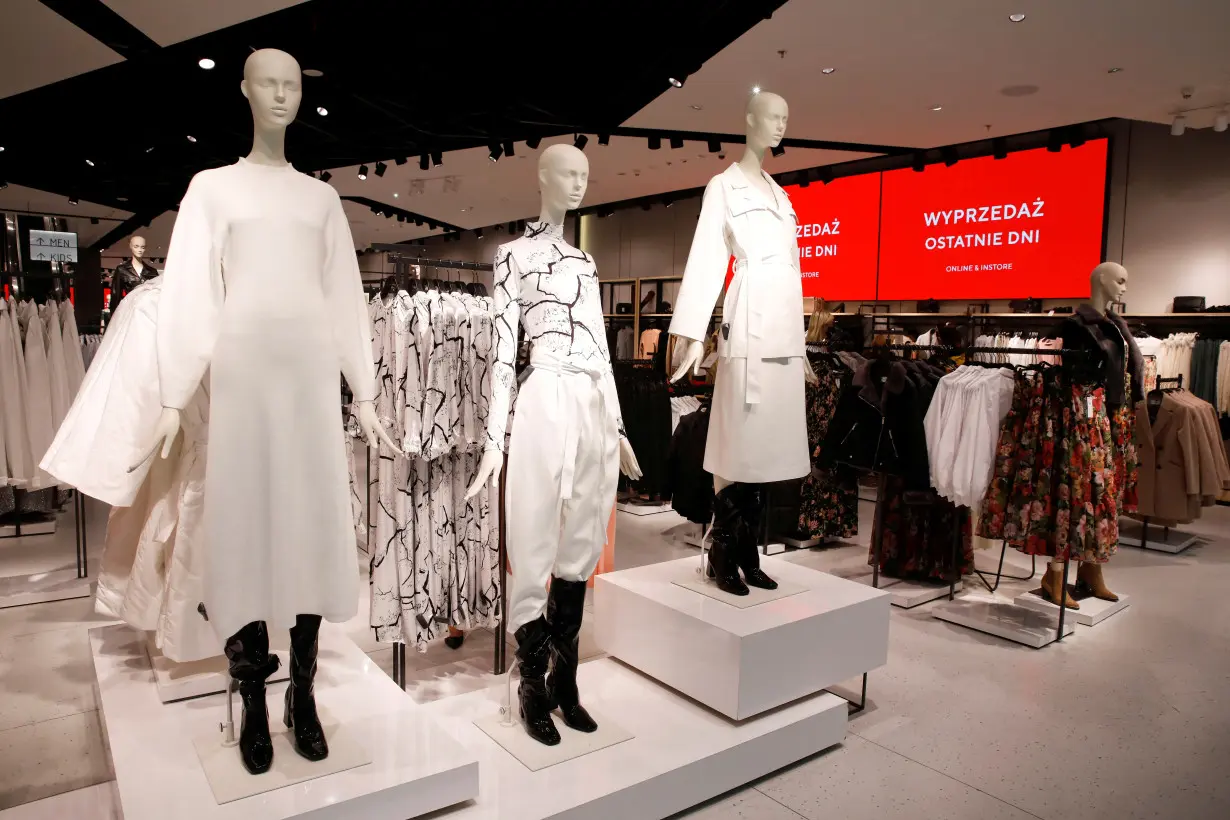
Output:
[284,614,329,762]
[224,621,280,775]
[706,485,749,596]
[545,578,598,733]
[515,617,561,746]
[735,484,778,590]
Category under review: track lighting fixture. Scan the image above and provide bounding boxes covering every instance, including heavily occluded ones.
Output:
[598,134,610,146]
[0,180,8,190]
[662,197,673,208]
[358,164,369,180]
[1046,130,1065,152]
[475,228,484,238]
[526,137,541,150]
[508,221,517,233]
[320,171,332,183]
[489,143,503,162]
[911,151,927,172]
[85,159,95,167]
[186,135,197,143]
[316,106,328,117]
[707,139,721,153]
[430,151,443,166]
[69,196,79,205]
[648,136,661,150]
[395,157,407,166]
[427,221,438,231]
[1170,115,1187,136]
[375,162,387,177]
[942,146,959,167]
[574,134,589,150]
[503,140,515,157]
[669,136,684,150]
[90,217,99,225]
[771,145,785,157]
[414,218,423,226]
[818,167,835,185]
[1066,126,1086,149]
[992,137,1008,160]
[419,154,429,170]
[1215,110,1229,133]
[397,214,406,223]
[669,77,684,88]
[798,173,810,189]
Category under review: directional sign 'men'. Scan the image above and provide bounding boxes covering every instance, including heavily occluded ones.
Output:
[29,230,79,263]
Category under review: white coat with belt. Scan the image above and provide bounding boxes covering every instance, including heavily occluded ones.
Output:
[670,163,809,483]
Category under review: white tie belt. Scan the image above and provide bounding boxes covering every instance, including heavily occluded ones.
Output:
[528,348,610,501]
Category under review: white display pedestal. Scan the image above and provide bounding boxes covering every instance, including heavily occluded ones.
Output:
[420,658,847,820]
[1117,519,1199,554]
[146,635,289,703]
[0,568,91,608]
[595,556,890,720]
[91,622,479,820]
[932,596,1076,648]
[1013,588,1131,627]
[616,501,673,516]
[839,569,961,609]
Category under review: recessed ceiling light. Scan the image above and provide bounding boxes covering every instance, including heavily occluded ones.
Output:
[116,195,128,202]
[198,57,215,70]
[752,86,761,94]
[931,105,943,111]
[186,135,197,142]
[1107,67,1123,73]
[85,159,95,167]
[316,106,328,116]
[393,192,399,198]
[821,67,836,75]
[0,146,5,152]
[303,69,324,77]
[1009,13,1026,22]
[668,77,683,88]
[690,104,703,111]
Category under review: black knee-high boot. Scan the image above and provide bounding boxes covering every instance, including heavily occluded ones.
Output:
[284,614,329,762]
[545,578,598,733]
[734,484,778,590]
[224,621,280,775]
[515,616,561,746]
[707,485,749,595]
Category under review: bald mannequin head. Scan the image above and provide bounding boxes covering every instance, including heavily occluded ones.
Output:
[129,235,146,262]
[745,91,788,154]
[241,49,302,132]
[537,143,590,221]
[1090,261,1128,310]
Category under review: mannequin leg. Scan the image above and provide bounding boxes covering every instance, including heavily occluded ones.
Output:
[1076,561,1119,602]
[733,483,777,590]
[284,614,328,762]
[224,620,280,775]
[1040,559,1080,609]
[707,475,749,596]
[545,578,597,732]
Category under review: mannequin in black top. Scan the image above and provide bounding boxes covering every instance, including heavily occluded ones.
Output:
[109,235,158,316]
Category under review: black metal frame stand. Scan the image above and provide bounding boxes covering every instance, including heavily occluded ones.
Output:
[972,542,1037,594]
[827,673,870,715]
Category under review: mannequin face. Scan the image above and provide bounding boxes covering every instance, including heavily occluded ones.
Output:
[1091,261,1128,307]
[241,49,302,132]
[129,235,146,261]
[538,144,589,216]
[746,92,789,151]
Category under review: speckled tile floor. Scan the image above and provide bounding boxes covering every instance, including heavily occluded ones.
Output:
[1,499,1227,819]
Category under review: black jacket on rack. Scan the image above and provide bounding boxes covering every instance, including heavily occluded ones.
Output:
[1060,305,1143,407]
[664,404,713,524]
[820,358,931,490]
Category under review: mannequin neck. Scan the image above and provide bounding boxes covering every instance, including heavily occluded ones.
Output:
[738,140,767,177]
[537,202,567,232]
[131,258,143,271]
[247,123,288,166]
[1086,285,1113,316]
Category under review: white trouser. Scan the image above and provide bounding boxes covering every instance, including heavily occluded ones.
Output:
[506,350,619,632]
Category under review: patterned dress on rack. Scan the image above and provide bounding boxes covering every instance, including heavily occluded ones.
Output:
[797,358,858,539]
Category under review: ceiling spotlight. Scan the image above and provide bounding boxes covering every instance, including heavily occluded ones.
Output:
[648,136,661,150]
[316,106,328,116]
[397,214,406,222]
[489,143,503,162]
[303,69,324,78]
[752,86,761,94]
[526,137,542,150]
[992,137,1008,160]
[85,159,95,167]
[430,151,443,166]
[911,151,927,172]
[0,146,4,151]
[663,197,674,208]
[821,67,836,75]
[475,228,484,238]
[942,146,959,167]
[669,77,684,88]
[508,222,516,233]
[375,161,387,177]
[690,104,703,111]
[503,140,515,157]
[1,180,10,189]
[1171,115,1187,136]
[1047,130,1065,151]
[598,134,610,146]
[818,167,835,185]
[198,57,215,70]
[68,196,79,206]
[1067,126,1086,149]
[1009,13,1026,22]
[1107,67,1123,74]
[707,139,721,153]
[186,135,197,142]
[798,172,810,189]
[419,154,429,170]
[395,157,407,166]
[771,145,785,157]
[930,105,943,112]
[1214,110,1228,133]
[90,217,99,225]
[574,134,589,150]
[414,218,423,227]
[358,164,369,179]
[669,136,684,150]
[320,171,332,183]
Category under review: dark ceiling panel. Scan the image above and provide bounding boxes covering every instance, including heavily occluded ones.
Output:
[39,0,160,58]
[0,0,787,222]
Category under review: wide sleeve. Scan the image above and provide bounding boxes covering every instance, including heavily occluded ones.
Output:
[669,176,729,342]
[324,193,377,403]
[157,176,221,410]
[484,244,521,452]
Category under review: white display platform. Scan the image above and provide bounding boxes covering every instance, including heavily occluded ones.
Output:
[673,573,806,608]
[421,658,848,820]
[1117,519,1199,554]
[596,556,890,720]
[0,568,91,608]
[91,622,479,820]
[474,708,633,772]
[932,597,1076,648]
[1013,588,1131,627]
[839,569,961,609]
[616,501,673,516]
[146,635,289,703]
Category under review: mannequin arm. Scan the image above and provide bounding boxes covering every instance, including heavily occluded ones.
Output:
[803,357,819,385]
[465,448,503,500]
[129,406,182,473]
[355,399,399,452]
[668,335,704,383]
[619,437,643,480]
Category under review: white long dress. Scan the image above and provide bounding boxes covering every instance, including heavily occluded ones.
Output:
[45,303,72,432]
[156,157,377,642]
[23,305,58,489]
[0,299,33,485]
[60,300,88,398]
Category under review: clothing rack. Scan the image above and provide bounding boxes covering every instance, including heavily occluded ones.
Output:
[1135,376,1185,551]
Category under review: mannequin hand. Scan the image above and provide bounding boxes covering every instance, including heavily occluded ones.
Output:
[129,407,181,473]
[619,437,643,480]
[355,400,400,452]
[803,357,819,386]
[465,448,503,500]
[669,336,705,383]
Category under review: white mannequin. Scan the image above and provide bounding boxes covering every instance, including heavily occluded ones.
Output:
[134,48,395,469]
[1088,261,1128,315]
[667,91,814,494]
[129,235,146,276]
[465,145,641,498]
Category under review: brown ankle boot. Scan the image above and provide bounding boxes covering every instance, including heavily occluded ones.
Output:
[1076,562,1119,602]
[1039,565,1080,610]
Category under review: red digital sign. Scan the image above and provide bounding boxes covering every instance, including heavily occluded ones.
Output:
[781,173,880,300]
[876,141,1108,300]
